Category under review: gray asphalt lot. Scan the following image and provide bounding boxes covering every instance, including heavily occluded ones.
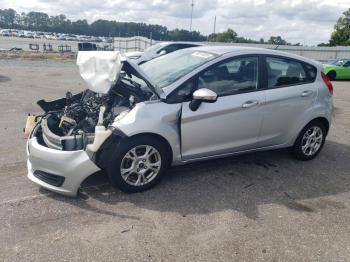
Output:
[0,59,350,261]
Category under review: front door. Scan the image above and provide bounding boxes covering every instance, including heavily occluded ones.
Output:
[180,56,265,160]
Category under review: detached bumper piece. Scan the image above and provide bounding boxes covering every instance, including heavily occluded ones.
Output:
[33,170,65,187]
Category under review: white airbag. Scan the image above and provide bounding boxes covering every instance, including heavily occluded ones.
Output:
[77,51,123,94]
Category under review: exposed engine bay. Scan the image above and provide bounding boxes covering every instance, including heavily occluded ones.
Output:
[41,77,152,135]
[28,51,160,151]
[34,72,155,151]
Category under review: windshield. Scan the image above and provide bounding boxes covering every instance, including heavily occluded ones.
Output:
[140,49,218,88]
[326,60,337,65]
[144,43,166,52]
[335,60,350,66]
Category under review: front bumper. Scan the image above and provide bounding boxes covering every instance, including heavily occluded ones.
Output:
[27,137,100,196]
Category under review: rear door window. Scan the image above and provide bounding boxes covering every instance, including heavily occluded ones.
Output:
[266,57,316,88]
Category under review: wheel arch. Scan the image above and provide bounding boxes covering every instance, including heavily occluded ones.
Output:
[293,117,330,146]
[128,132,174,166]
[95,132,174,169]
[326,70,337,79]
[311,117,330,135]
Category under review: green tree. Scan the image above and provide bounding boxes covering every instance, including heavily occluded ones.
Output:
[330,9,350,46]
[26,12,49,31]
[208,28,237,42]
[267,36,288,45]
[0,8,16,27]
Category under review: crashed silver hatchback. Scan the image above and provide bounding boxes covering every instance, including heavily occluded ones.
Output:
[26,46,333,196]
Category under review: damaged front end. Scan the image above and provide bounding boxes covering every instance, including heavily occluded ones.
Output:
[35,89,127,152]
[31,51,158,152]
[27,51,159,196]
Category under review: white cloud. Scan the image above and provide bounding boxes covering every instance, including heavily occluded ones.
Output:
[0,0,348,45]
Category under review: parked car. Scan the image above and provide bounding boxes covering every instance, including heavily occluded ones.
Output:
[323,59,350,80]
[0,29,11,37]
[125,41,203,64]
[325,59,337,65]
[26,46,333,196]
[65,34,78,41]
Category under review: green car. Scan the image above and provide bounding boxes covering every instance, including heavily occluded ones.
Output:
[323,59,350,80]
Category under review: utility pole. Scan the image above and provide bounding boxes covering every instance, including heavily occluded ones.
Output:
[190,0,194,32]
[213,16,216,42]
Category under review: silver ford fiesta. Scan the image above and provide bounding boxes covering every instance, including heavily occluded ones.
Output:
[26,46,333,196]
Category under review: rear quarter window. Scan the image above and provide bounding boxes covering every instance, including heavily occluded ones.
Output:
[304,63,317,82]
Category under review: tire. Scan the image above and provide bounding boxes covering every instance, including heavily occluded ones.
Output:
[106,135,169,193]
[291,120,326,161]
[327,71,336,81]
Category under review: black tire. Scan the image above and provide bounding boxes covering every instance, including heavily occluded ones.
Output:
[291,120,327,161]
[327,71,336,81]
[106,135,169,193]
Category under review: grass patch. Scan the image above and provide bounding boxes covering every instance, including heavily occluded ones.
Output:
[0,51,76,62]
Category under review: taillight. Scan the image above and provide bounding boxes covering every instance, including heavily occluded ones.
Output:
[321,72,333,95]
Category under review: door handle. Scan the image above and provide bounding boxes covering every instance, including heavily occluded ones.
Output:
[242,100,259,108]
[301,90,313,97]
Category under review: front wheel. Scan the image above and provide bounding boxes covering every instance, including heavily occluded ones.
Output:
[291,121,326,161]
[106,136,168,193]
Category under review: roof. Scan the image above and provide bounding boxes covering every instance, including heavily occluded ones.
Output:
[158,41,204,46]
[191,45,322,68]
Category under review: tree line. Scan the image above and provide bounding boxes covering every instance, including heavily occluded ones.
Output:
[0,8,292,44]
[2,7,349,45]
[0,8,204,41]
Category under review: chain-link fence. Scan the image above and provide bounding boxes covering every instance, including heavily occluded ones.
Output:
[1,35,349,61]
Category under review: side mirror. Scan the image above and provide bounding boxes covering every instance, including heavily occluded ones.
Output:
[159,50,167,56]
[189,88,218,111]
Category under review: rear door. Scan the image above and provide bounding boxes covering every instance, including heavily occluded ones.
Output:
[259,56,318,147]
[180,55,265,160]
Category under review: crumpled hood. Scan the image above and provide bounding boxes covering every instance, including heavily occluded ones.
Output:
[76,51,159,96]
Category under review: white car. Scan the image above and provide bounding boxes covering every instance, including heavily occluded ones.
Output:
[125,42,203,64]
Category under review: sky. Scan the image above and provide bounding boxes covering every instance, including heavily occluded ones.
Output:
[1,0,349,45]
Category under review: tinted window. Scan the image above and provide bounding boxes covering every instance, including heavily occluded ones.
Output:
[177,44,198,50]
[144,43,164,52]
[166,78,195,103]
[266,57,315,88]
[304,63,317,80]
[159,44,178,54]
[198,56,258,97]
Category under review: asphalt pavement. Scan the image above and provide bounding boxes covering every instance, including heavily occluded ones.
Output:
[0,59,350,262]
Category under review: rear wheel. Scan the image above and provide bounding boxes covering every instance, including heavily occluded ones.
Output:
[291,120,326,161]
[106,136,168,193]
[327,71,336,81]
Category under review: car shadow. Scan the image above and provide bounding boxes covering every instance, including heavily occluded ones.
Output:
[45,140,350,220]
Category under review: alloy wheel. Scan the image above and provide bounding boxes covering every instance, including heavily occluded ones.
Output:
[120,145,162,186]
[301,126,323,156]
